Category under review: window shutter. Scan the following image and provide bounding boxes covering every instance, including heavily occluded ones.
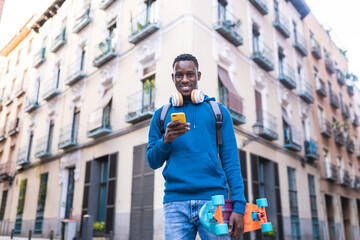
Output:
[130,144,154,240]
[105,153,117,233]
[251,154,260,200]
[239,150,248,200]
[82,161,92,215]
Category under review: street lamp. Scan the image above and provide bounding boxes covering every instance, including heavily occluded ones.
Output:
[252,121,264,135]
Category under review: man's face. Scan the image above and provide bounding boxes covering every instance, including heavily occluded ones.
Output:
[172,60,201,97]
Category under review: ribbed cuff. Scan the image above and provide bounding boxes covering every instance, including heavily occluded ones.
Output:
[159,136,172,152]
[233,201,246,215]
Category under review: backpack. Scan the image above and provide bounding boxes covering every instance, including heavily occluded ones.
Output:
[158,100,223,145]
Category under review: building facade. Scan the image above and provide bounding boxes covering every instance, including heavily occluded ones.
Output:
[0,0,358,239]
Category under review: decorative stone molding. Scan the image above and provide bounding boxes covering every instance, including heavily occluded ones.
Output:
[59,150,81,184]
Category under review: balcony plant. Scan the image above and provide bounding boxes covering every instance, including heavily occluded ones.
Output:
[93,221,105,232]
[143,79,155,93]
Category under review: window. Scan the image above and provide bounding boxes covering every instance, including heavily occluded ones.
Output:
[65,168,75,219]
[80,47,86,71]
[252,25,260,53]
[16,50,22,65]
[47,122,54,153]
[34,173,48,234]
[55,64,61,89]
[308,175,320,240]
[0,190,8,220]
[288,167,301,240]
[26,132,34,161]
[15,179,27,234]
[35,78,41,102]
[72,109,80,142]
[278,47,285,75]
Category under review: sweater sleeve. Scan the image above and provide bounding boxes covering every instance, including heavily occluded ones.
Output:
[218,105,247,214]
[146,110,172,170]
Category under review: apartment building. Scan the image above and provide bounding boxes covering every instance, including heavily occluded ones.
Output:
[0,0,358,239]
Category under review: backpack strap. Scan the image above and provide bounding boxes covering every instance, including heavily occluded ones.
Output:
[208,100,223,145]
[159,103,172,134]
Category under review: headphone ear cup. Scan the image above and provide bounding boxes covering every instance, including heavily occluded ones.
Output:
[191,90,204,104]
[171,92,183,107]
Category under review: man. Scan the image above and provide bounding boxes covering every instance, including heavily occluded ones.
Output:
[146,53,246,239]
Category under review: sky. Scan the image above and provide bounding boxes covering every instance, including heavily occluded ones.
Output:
[0,0,359,86]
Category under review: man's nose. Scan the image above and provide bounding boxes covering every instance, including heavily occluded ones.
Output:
[182,74,190,82]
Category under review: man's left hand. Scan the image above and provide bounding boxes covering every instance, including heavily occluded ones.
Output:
[228,211,244,238]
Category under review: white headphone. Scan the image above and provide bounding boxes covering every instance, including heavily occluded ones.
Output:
[171,89,204,107]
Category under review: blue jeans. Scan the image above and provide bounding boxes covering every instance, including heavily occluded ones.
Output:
[163,200,231,240]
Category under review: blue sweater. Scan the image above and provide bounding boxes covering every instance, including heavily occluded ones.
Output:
[146,95,247,214]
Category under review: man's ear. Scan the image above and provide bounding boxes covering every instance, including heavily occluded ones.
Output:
[197,71,201,81]
[171,73,175,83]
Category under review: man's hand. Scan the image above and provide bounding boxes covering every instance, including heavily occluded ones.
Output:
[228,212,244,238]
[163,121,190,143]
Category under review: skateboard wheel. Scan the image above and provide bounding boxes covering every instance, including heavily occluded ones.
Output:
[215,223,228,235]
[212,195,225,206]
[256,198,268,207]
[261,222,272,232]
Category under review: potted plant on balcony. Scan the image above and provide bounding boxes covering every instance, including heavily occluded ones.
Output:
[93,221,105,236]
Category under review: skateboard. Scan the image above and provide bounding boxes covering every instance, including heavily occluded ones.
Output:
[199,195,272,235]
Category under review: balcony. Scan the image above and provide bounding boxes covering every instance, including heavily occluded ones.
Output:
[34,137,52,159]
[329,92,339,109]
[336,69,345,86]
[339,170,351,187]
[16,147,30,166]
[251,39,274,71]
[72,6,92,33]
[298,79,314,104]
[219,87,246,125]
[42,78,60,101]
[249,0,268,15]
[341,104,350,119]
[278,62,296,89]
[32,48,46,68]
[3,93,13,106]
[325,58,335,74]
[125,87,155,124]
[129,2,160,44]
[7,118,19,136]
[283,126,302,152]
[23,97,39,113]
[347,85,354,96]
[304,139,320,161]
[14,83,25,98]
[253,110,278,141]
[51,28,66,52]
[352,114,360,127]
[354,177,360,190]
[273,11,290,38]
[334,130,345,146]
[93,37,118,68]
[87,107,112,138]
[346,139,355,153]
[0,127,6,142]
[58,124,78,149]
[213,5,244,47]
[325,162,337,182]
[99,0,117,10]
[0,162,12,182]
[65,58,86,85]
[310,38,321,60]
[315,78,326,97]
[320,119,332,138]
[293,33,307,57]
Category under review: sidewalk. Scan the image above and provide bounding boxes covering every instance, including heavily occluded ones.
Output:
[0,237,58,240]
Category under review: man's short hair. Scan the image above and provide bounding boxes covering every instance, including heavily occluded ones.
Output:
[172,53,199,70]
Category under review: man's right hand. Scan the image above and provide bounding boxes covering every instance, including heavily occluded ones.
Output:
[163,121,190,143]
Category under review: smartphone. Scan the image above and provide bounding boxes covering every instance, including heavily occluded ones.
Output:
[171,112,186,124]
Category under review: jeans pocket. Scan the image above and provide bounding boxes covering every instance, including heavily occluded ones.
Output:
[163,202,173,208]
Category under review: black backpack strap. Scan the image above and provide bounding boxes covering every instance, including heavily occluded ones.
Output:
[208,100,223,145]
[159,103,172,134]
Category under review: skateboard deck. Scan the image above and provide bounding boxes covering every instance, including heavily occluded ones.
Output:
[199,195,272,235]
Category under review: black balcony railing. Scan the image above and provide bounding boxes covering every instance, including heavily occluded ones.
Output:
[346,139,355,153]
[66,58,86,85]
[352,114,360,127]
[325,162,337,182]
[320,119,332,138]
[23,97,39,113]
[310,38,321,59]
[298,78,314,104]
[278,62,296,89]
[315,78,326,97]
[51,27,66,52]
[283,126,302,152]
[273,11,290,38]
[219,87,246,125]
[249,0,268,15]
[72,6,92,33]
[58,124,78,149]
[340,170,351,187]
[42,78,60,101]
[214,4,244,47]
[87,106,112,138]
[325,58,335,74]
[254,110,278,141]
[251,39,274,71]
[329,92,339,109]
[334,130,345,146]
[0,162,12,182]
[99,0,117,10]
[7,118,19,136]
[16,147,30,166]
[304,139,320,161]
[14,83,25,98]
[336,69,345,86]
[341,104,350,119]
[35,136,52,159]
[93,36,118,67]
[293,32,307,57]
[125,87,156,124]
[129,2,160,44]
